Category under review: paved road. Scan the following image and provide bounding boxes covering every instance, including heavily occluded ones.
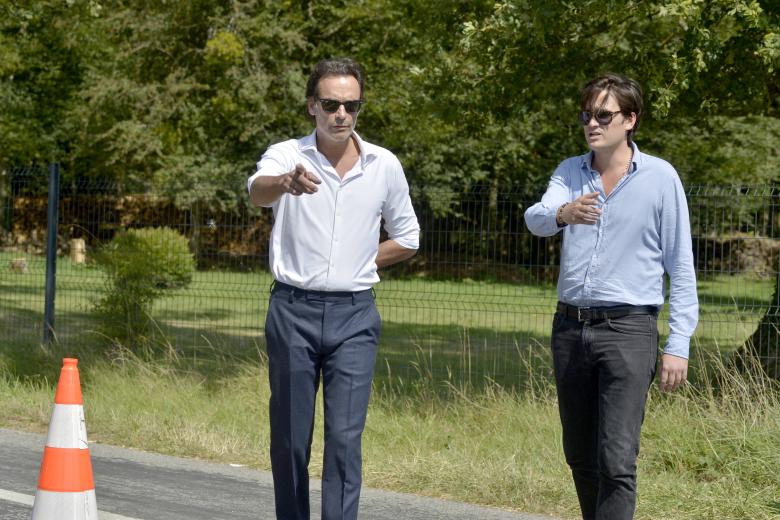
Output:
[1,428,557,519]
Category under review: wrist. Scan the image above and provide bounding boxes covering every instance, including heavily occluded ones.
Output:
[556,203,569,226]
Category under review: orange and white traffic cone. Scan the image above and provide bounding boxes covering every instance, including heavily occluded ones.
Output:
[32,358,99,519]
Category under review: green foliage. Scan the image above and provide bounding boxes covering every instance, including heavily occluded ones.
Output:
[0,0,778,205]
[0,0,101,166]
[648,115,780,186]
[404,0,780,201]
[92,227,195,346]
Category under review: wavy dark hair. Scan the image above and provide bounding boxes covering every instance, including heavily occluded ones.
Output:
[581,73,643,141]
[305,57,366,100]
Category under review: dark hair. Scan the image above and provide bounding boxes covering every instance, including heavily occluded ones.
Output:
[305,57,366,100]
[580,73,643,141]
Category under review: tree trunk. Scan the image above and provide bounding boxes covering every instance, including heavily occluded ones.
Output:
[735,259,780,379]
[190,201,202,268]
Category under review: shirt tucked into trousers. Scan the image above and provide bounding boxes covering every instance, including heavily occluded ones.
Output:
[525,143,698,520]
[249,130,420,520]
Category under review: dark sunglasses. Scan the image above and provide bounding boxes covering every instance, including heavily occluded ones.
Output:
[318,98,364,113]
[579,110,622,126]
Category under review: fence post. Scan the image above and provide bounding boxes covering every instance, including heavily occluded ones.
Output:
[43,163,60,345]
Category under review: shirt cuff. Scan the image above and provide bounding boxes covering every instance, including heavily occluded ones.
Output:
[663,333,690,359]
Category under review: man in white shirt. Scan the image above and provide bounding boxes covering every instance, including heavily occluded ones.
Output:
[247,57,419,520]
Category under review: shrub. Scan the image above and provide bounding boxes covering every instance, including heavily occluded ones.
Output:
[92,227,195,346]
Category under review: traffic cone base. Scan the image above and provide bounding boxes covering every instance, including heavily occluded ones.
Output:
[32,358,99,519]
[32,490,98,520]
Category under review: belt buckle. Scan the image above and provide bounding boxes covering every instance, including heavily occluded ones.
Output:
[578,306,590,321]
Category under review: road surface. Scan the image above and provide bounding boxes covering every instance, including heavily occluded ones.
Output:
[0,428,557,519]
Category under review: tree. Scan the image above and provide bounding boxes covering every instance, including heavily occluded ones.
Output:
[408,0,779,193]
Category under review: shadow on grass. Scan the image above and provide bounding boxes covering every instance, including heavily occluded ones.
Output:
[0,295,765,400]
[377,321,555,393]
[1,295,558,396]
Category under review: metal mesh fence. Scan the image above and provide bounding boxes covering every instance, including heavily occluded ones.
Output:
[1,167,778,387]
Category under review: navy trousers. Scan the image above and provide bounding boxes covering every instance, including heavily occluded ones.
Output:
[551,308,658,520]
[264,282,381,520]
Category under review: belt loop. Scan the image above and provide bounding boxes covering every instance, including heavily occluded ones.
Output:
[351,292,356,305]
[288,286,294,304]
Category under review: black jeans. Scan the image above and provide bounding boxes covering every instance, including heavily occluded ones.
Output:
[551,308,658,520]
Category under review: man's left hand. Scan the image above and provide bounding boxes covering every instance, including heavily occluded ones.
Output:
[659,354,688,392]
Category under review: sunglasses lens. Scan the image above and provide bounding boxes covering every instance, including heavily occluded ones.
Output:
[595,111,615,125]
[343,101,362,113]
[579,111,591,125]
[320,100,341,112]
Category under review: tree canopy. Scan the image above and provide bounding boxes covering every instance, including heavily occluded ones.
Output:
[1,0,778,209]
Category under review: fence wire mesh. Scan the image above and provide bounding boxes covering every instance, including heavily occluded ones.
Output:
[1,167,778,387]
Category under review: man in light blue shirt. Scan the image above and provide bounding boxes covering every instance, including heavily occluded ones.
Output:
[524,74,698,520]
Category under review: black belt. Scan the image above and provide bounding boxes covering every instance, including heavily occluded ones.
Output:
[556,302,658,322]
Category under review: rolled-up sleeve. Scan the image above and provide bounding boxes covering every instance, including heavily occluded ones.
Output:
[382,157,420,250]
[524,162,571,237]
[660,176,699,358]
[246,146,291,207]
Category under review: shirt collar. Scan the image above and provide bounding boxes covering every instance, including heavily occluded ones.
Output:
[298,129,378,168]
[581,141,642,173]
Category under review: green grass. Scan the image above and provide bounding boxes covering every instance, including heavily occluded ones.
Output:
[2,251,774,392]
[1,340,778,520]
[1,252,779,518]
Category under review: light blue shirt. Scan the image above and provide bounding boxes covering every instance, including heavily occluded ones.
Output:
[524,143,698,358]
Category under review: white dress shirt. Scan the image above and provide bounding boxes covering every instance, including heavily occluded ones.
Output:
[247,131,420,291]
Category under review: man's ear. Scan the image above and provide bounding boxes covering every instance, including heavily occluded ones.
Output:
[626,112,638,130]
[307,99,316,116]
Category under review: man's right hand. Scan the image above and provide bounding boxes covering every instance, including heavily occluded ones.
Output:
[284,164,321,196]
[560,192,602,225]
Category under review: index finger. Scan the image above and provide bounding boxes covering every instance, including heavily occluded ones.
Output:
[302,170,322,184]
[579,192,602,206]
[292,163,306,180]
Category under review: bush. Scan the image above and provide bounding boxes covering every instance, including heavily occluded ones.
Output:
[92,227,195,346]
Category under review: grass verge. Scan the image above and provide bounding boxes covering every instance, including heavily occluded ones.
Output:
[1,337,778,520]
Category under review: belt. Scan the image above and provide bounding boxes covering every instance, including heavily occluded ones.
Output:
[556,301,658,322]
[271,280,373,301]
